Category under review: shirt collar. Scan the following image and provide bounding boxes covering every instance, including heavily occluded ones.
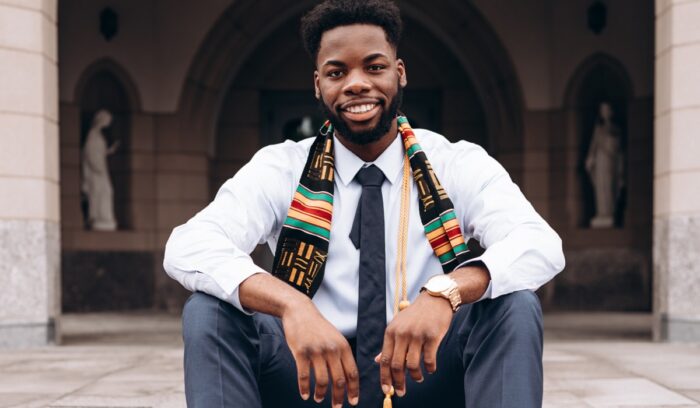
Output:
[333,132,404,187]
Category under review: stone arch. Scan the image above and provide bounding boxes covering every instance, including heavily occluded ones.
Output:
[398,1,525,157]
[74,58,142,112]
[176,0,524,166]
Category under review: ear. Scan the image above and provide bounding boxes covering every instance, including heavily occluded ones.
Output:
[314,71,321,99]
[397,58,408,88]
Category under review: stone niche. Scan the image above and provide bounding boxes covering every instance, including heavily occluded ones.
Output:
[61,61,158,312]
[545,53,653,312]
[79,69,132,230]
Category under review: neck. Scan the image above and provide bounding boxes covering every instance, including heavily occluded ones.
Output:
[335,119,398,162]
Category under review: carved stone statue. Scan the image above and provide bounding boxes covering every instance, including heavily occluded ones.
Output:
[585,102,624,228]
[81,109,120,231]
[298,115,315,138]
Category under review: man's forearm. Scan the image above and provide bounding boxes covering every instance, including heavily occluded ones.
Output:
[240,272,360,406]
[238,273,314,317]
[449,265,491,305]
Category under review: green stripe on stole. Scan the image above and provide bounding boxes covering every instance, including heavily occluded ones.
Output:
[296,185,333,203]
[283,217,331,240]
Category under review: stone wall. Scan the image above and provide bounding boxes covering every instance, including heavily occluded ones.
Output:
[653,0,700,341]
[0,0,60,347]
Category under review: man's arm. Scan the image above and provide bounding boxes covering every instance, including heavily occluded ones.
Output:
[378,138,565,397]
[377,264,490,397]
[163,143,360,407]
[239,274,360,407]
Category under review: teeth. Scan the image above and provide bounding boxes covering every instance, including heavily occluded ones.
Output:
[346,104,376,114]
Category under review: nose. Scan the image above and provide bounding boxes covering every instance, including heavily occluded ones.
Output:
[342,69,371,95]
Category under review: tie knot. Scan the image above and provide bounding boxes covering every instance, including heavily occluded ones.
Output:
[355,165,385,187]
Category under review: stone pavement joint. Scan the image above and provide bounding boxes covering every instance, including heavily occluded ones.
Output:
[0,312,699,408]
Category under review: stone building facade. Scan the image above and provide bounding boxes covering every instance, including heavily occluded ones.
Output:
[0,0,698,346]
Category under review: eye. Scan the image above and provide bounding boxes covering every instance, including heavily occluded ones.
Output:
[368,64,386,72]
[327,70,344,78]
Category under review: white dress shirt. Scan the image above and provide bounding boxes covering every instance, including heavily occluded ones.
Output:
[163,129,565,337]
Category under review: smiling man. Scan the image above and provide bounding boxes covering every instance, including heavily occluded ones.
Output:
[164,1,565,407]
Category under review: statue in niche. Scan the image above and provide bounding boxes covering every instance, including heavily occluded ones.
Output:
[585,102,625,228]
[81,109,120,231]
[283,115,320,141]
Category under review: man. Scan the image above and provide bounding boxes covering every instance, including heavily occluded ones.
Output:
[164,1,565,407]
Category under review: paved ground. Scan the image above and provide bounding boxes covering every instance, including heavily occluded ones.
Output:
[1,312,699,407]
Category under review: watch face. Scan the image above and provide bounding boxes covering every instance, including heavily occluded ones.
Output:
[427,275,452,292]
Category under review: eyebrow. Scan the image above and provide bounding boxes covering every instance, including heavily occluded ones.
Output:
[321,52,390,68]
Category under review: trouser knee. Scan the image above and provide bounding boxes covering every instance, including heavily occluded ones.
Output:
[489,290,543,338]
[182,291,256,349]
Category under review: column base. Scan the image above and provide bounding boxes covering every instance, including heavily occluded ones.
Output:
[655,314,700,342]
[0,319,56,348]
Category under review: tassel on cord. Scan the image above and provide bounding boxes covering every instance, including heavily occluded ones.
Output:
[383,386,395,408]
[385,153,411,408]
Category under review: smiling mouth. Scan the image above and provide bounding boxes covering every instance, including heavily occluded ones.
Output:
[339,100,382,123]
[344,103,377,114]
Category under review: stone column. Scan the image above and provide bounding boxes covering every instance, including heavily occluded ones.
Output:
[653,0,700,341]
[0,0,60,347]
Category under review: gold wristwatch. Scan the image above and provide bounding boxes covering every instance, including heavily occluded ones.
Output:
[421,275,461,312]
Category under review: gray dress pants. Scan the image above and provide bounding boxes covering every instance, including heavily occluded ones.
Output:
[182,290,543,408]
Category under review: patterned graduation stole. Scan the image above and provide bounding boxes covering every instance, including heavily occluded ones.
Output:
[271,116,470,297]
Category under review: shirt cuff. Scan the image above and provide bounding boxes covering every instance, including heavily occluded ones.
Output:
[207,260,269,314]
[228,282,263,315]
[476,239,526,299]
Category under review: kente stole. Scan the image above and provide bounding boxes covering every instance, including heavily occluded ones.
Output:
[271,116,470,297]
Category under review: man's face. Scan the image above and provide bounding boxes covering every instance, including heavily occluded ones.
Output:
[314,24,407,145]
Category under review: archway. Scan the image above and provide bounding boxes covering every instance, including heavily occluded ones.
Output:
[177,0,524,169]
[175,0,525,271]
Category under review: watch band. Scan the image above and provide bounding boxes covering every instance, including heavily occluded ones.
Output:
[445,286,461,312]
[422,275,462,312]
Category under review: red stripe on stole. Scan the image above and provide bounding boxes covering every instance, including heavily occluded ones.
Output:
[429,233,450,249]
[291,199,332,222]
[445,225,463,239]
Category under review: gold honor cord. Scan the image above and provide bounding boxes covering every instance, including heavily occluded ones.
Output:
[384,154,411,408]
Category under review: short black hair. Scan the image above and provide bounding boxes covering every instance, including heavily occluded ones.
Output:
[300,0,403,61]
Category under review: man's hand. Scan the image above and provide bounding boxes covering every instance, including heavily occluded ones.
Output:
[282,298,360,407]
[239,273,360,407]
[378,264,490,397]
[378,292,452,397]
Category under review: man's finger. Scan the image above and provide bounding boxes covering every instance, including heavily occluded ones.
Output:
[422,338,440,374]
[326,347,347,408]
[405,339,424,382]
[341,346,360,406]
[311,354,330,403]
[295,354,311,400]
[390,335,409,397]
[379,333,395,395]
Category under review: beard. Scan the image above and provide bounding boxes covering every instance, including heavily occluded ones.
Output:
[318,84,403,145]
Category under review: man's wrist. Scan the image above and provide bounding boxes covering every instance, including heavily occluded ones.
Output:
[421,274,462,311]
[281,292,315,318]
[450,263,491,304]
[417,290,454,314]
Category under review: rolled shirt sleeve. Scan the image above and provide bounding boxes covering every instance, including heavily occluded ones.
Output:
[163,142,299,312]
[446,141,566,299]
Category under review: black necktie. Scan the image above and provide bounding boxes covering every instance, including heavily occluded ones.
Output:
[350,165,386,406]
